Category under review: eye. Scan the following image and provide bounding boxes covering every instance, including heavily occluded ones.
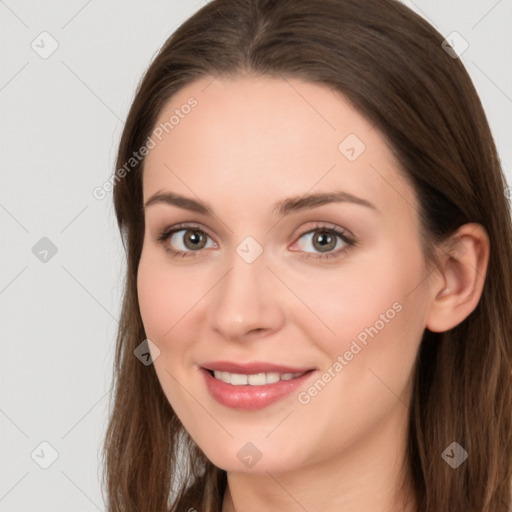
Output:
[156,222,357,260]
[157,223,215,257]
[291,223,356,260]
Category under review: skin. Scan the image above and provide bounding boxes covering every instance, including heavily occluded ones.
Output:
[137,74,489,512]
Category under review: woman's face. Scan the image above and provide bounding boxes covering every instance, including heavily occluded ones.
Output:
[137,75,434,473]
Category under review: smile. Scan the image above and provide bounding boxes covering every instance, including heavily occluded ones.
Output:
[200,367,316,410]
[211,370,306,386]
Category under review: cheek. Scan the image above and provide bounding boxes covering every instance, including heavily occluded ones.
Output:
[137,251,186,341]
[137,256,163,338]
[290,265,424,447]
[136,252,194,403]
[296,260,403,344]
[137,248,214,367]
[303,244,425,375]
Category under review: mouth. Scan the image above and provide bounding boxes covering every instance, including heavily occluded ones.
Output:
[199,365,317,410]
[204,368,310,385]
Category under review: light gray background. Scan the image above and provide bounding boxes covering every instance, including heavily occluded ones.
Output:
[1,1,511,510]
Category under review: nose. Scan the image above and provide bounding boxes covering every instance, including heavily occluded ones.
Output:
[207,252,285,341]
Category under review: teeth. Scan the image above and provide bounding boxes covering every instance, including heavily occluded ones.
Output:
[212,370,305,386]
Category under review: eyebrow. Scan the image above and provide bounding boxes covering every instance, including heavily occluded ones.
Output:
[143,190,379,216]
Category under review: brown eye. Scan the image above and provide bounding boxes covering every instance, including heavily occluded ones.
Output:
[157,223,356,261]
[311,231,338,252]
[181,230,208,250]
[169,229,212,252]
[295,227,353,258]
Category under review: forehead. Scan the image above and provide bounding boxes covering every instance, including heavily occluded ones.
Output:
[142,75,418,221]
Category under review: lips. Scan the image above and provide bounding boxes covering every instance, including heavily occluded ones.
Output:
[201,360,314,374]
[200,367,316,410]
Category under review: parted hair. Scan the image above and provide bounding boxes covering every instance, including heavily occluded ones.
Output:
[102,0,512,510]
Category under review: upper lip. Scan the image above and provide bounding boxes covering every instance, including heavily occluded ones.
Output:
[201,361,315,374]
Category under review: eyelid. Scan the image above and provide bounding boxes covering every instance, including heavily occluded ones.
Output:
[155,221,215,243]
[292,221,354,242]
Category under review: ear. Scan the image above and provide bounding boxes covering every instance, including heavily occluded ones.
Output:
[425,223,490,333]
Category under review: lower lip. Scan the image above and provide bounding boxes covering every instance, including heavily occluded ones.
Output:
[200,367,316,410]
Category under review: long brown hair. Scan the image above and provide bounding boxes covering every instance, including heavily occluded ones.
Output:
[102,0,512,510]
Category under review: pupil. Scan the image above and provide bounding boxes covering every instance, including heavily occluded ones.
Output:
[186,230,205,249]
[315,232,335,251]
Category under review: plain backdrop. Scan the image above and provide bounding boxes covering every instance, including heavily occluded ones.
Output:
[1,1,511,510]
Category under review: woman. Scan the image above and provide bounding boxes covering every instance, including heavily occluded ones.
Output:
[101,0,512,510]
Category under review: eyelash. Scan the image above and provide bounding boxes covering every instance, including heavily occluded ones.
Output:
[156,222,357,261]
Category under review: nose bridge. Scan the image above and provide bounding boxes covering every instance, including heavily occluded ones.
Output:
[207,238,282,339]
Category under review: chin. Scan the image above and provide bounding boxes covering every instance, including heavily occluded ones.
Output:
[200,443,303,475]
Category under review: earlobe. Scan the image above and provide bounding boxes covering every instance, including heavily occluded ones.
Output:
[425,223,490,333]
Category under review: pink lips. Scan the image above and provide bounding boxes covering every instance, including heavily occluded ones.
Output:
[199,361,316,410]
[201,360,313,374]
